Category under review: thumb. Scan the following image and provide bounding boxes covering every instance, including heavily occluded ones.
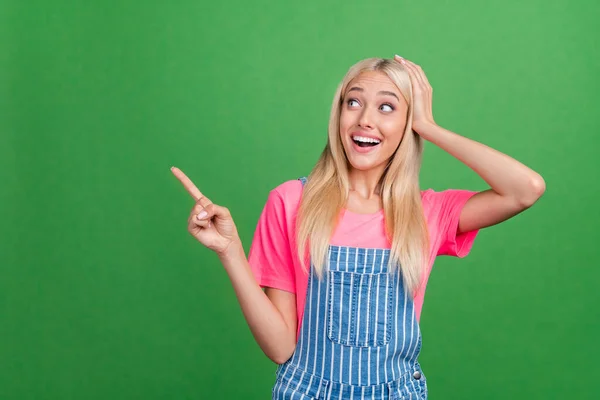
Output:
[202,203,232,221]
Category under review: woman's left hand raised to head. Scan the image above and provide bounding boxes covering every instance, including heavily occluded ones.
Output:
[393,55,546,232]
[394,55,437,136]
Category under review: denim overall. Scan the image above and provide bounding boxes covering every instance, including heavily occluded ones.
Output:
[272,177,428,400]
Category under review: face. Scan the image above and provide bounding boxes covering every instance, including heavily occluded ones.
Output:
[339,71,409,173]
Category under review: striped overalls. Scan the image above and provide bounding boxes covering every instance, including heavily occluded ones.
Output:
[272,178,428,400]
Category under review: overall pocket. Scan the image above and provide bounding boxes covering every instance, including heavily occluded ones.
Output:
[327,270,394,347]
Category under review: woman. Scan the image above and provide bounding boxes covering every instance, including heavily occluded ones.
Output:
[171,55,545,399]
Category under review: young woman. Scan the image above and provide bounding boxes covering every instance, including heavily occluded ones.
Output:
[171,55,545,399]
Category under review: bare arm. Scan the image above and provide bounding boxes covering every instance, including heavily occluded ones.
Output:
[219,241,297,364]
[396,56,546,232]
[417,123,546,234]
[170,166,296,364]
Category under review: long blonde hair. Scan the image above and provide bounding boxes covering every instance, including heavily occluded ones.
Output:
[296,57,429,297]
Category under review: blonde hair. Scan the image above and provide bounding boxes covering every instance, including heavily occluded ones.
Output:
[296,57,429,297]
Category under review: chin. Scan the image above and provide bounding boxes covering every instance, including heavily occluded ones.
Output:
[347,158,378,172]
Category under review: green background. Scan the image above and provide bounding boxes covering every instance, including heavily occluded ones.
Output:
[1,0,598,398]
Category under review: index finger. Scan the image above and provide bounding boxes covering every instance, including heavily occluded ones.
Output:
[171,166,204,201]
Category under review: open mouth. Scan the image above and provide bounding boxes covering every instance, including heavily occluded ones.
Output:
[352,135,381,148]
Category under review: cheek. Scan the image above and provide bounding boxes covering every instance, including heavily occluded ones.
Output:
[382,118,407,142]
[339,110,352,131]
[339,117,354,141]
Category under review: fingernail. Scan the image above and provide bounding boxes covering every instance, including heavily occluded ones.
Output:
[197,211,208,220]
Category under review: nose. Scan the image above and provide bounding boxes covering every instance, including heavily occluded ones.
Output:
[358,107,374,129]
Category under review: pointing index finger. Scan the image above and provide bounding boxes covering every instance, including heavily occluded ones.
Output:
[171,166,205,201]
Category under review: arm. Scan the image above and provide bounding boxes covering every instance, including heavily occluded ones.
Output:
[416,123,545,234]
[219,241,297,364]
[170,166,296,364]
[395,55,546,233]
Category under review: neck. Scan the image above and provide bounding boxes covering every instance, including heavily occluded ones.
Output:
[347,166,385,199]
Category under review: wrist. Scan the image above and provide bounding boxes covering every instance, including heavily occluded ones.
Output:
[217,238,244,263]
[413,120,439,139]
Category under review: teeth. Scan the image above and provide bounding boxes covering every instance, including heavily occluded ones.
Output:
[353,135,381,144]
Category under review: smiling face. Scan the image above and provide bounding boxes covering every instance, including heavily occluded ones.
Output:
[339,70,409,174]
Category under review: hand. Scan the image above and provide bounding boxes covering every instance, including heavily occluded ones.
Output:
[171,166,240,256]
[394,55,437,135]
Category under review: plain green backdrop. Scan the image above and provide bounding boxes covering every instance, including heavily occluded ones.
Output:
[1,0,598,398]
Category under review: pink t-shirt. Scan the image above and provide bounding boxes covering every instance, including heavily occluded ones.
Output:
[248,179,480,339]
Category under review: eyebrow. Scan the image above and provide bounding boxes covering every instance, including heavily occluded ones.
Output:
[347,86,399,101]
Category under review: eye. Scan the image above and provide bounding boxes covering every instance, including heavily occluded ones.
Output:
[347,98,360,108]
[380,103,394,112]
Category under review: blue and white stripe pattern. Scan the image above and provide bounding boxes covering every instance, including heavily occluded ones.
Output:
[271,178,428,400]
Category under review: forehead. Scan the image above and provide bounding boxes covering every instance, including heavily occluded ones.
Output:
[346,71,398,94]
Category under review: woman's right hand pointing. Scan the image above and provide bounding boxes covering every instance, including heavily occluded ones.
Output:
[171,166,240,256]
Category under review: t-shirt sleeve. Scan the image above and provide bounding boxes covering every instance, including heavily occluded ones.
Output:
[427,189,480,258]
[247,188,296,293]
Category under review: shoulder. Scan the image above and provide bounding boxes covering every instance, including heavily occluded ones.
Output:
[419,188,439,210]
[272,179,304,199]
[262,179,304,213]
[420,187,478,213]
